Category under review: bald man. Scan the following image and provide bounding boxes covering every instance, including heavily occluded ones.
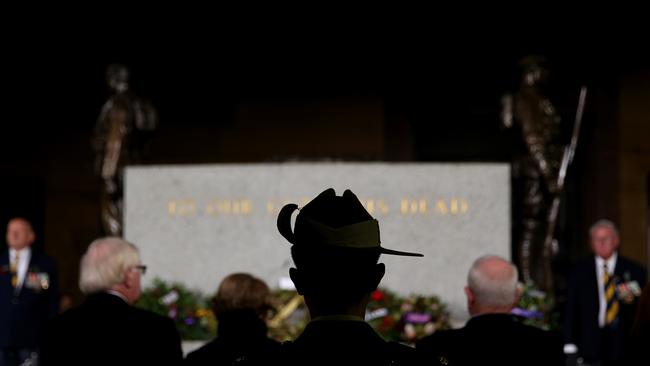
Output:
[0,218,59,366]
[416,255,563,366]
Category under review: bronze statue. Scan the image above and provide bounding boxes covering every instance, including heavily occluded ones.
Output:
[501,56,565,289]
[93,64,157,236]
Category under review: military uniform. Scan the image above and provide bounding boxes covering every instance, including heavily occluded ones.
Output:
[277,316,433,365]
[274,189,442,366]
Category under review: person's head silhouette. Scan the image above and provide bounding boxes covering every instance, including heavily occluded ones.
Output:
[277,188,422,318]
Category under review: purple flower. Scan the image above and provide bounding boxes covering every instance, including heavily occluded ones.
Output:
[184,317,195,325]
[404,312,431,324]
[511,307,543,319]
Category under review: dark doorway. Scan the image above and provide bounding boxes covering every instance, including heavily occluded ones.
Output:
[647,172,650,269]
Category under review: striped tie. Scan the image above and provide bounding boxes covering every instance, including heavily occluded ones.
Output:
[603,264,619,325]
[10,252,19,288]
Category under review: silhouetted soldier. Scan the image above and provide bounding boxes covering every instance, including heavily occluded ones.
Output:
[275,188,444,365]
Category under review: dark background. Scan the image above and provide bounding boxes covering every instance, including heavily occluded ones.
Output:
[2,28,649,308]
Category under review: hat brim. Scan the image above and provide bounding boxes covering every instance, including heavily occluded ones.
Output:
[379,247,423,257]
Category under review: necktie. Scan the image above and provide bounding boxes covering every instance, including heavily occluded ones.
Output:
[10,252,19,288]
[603,264,619,325]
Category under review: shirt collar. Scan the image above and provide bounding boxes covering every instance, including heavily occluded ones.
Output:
[595,251,618,272]
[106,290,129,303]
[9,247,31,261]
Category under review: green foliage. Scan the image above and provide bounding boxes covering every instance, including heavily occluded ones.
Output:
[512,283,559,331]
[268,287,451,344]
[137,279,451,344]
[267,289,309,342]
[136,278,217,340]
[366,288,451,344]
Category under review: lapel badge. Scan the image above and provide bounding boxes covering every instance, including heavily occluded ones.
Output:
[26,272,41,292]
[39,273,50,290]
[616,281,640,304]
[25,272,50,292]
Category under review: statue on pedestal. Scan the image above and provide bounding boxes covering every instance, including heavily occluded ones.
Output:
[503,56,587,292]
[93,64,157,236]
[502,56,565,290]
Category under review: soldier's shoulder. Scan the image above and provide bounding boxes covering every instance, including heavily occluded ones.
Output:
[387,341,452,365]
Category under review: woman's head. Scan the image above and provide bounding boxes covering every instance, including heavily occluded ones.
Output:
[213,273,271,318]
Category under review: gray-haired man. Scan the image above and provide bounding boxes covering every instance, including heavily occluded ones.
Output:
[40,237,182,366]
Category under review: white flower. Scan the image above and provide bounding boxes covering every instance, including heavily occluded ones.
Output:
[404,324,417,339]
[424,322,436,334]
[160,290,179,305]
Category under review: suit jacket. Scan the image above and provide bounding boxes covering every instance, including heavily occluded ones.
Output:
[416,313,564,366]
[0,249,59,348]
[275,317,426,366]
[40,292,183,366]
[184,310,281,366]
[564,255,647,363]
[629,284,650,364]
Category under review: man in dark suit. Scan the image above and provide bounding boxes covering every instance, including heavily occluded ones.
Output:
[416,255,564,366]
[0,217,59,366]
[564,220,647,365]
[275,188,438,365]
[40,237,182,366]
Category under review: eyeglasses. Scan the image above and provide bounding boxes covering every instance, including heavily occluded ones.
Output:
[133,265,147,275]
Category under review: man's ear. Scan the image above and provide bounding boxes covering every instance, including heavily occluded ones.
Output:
[513,282,523,307]
[464,286,474,304]
[289,268,305,295]
[369,263,385,291]
[123,269,136,288]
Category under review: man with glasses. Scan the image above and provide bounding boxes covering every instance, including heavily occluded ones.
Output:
[40,237,182,366]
